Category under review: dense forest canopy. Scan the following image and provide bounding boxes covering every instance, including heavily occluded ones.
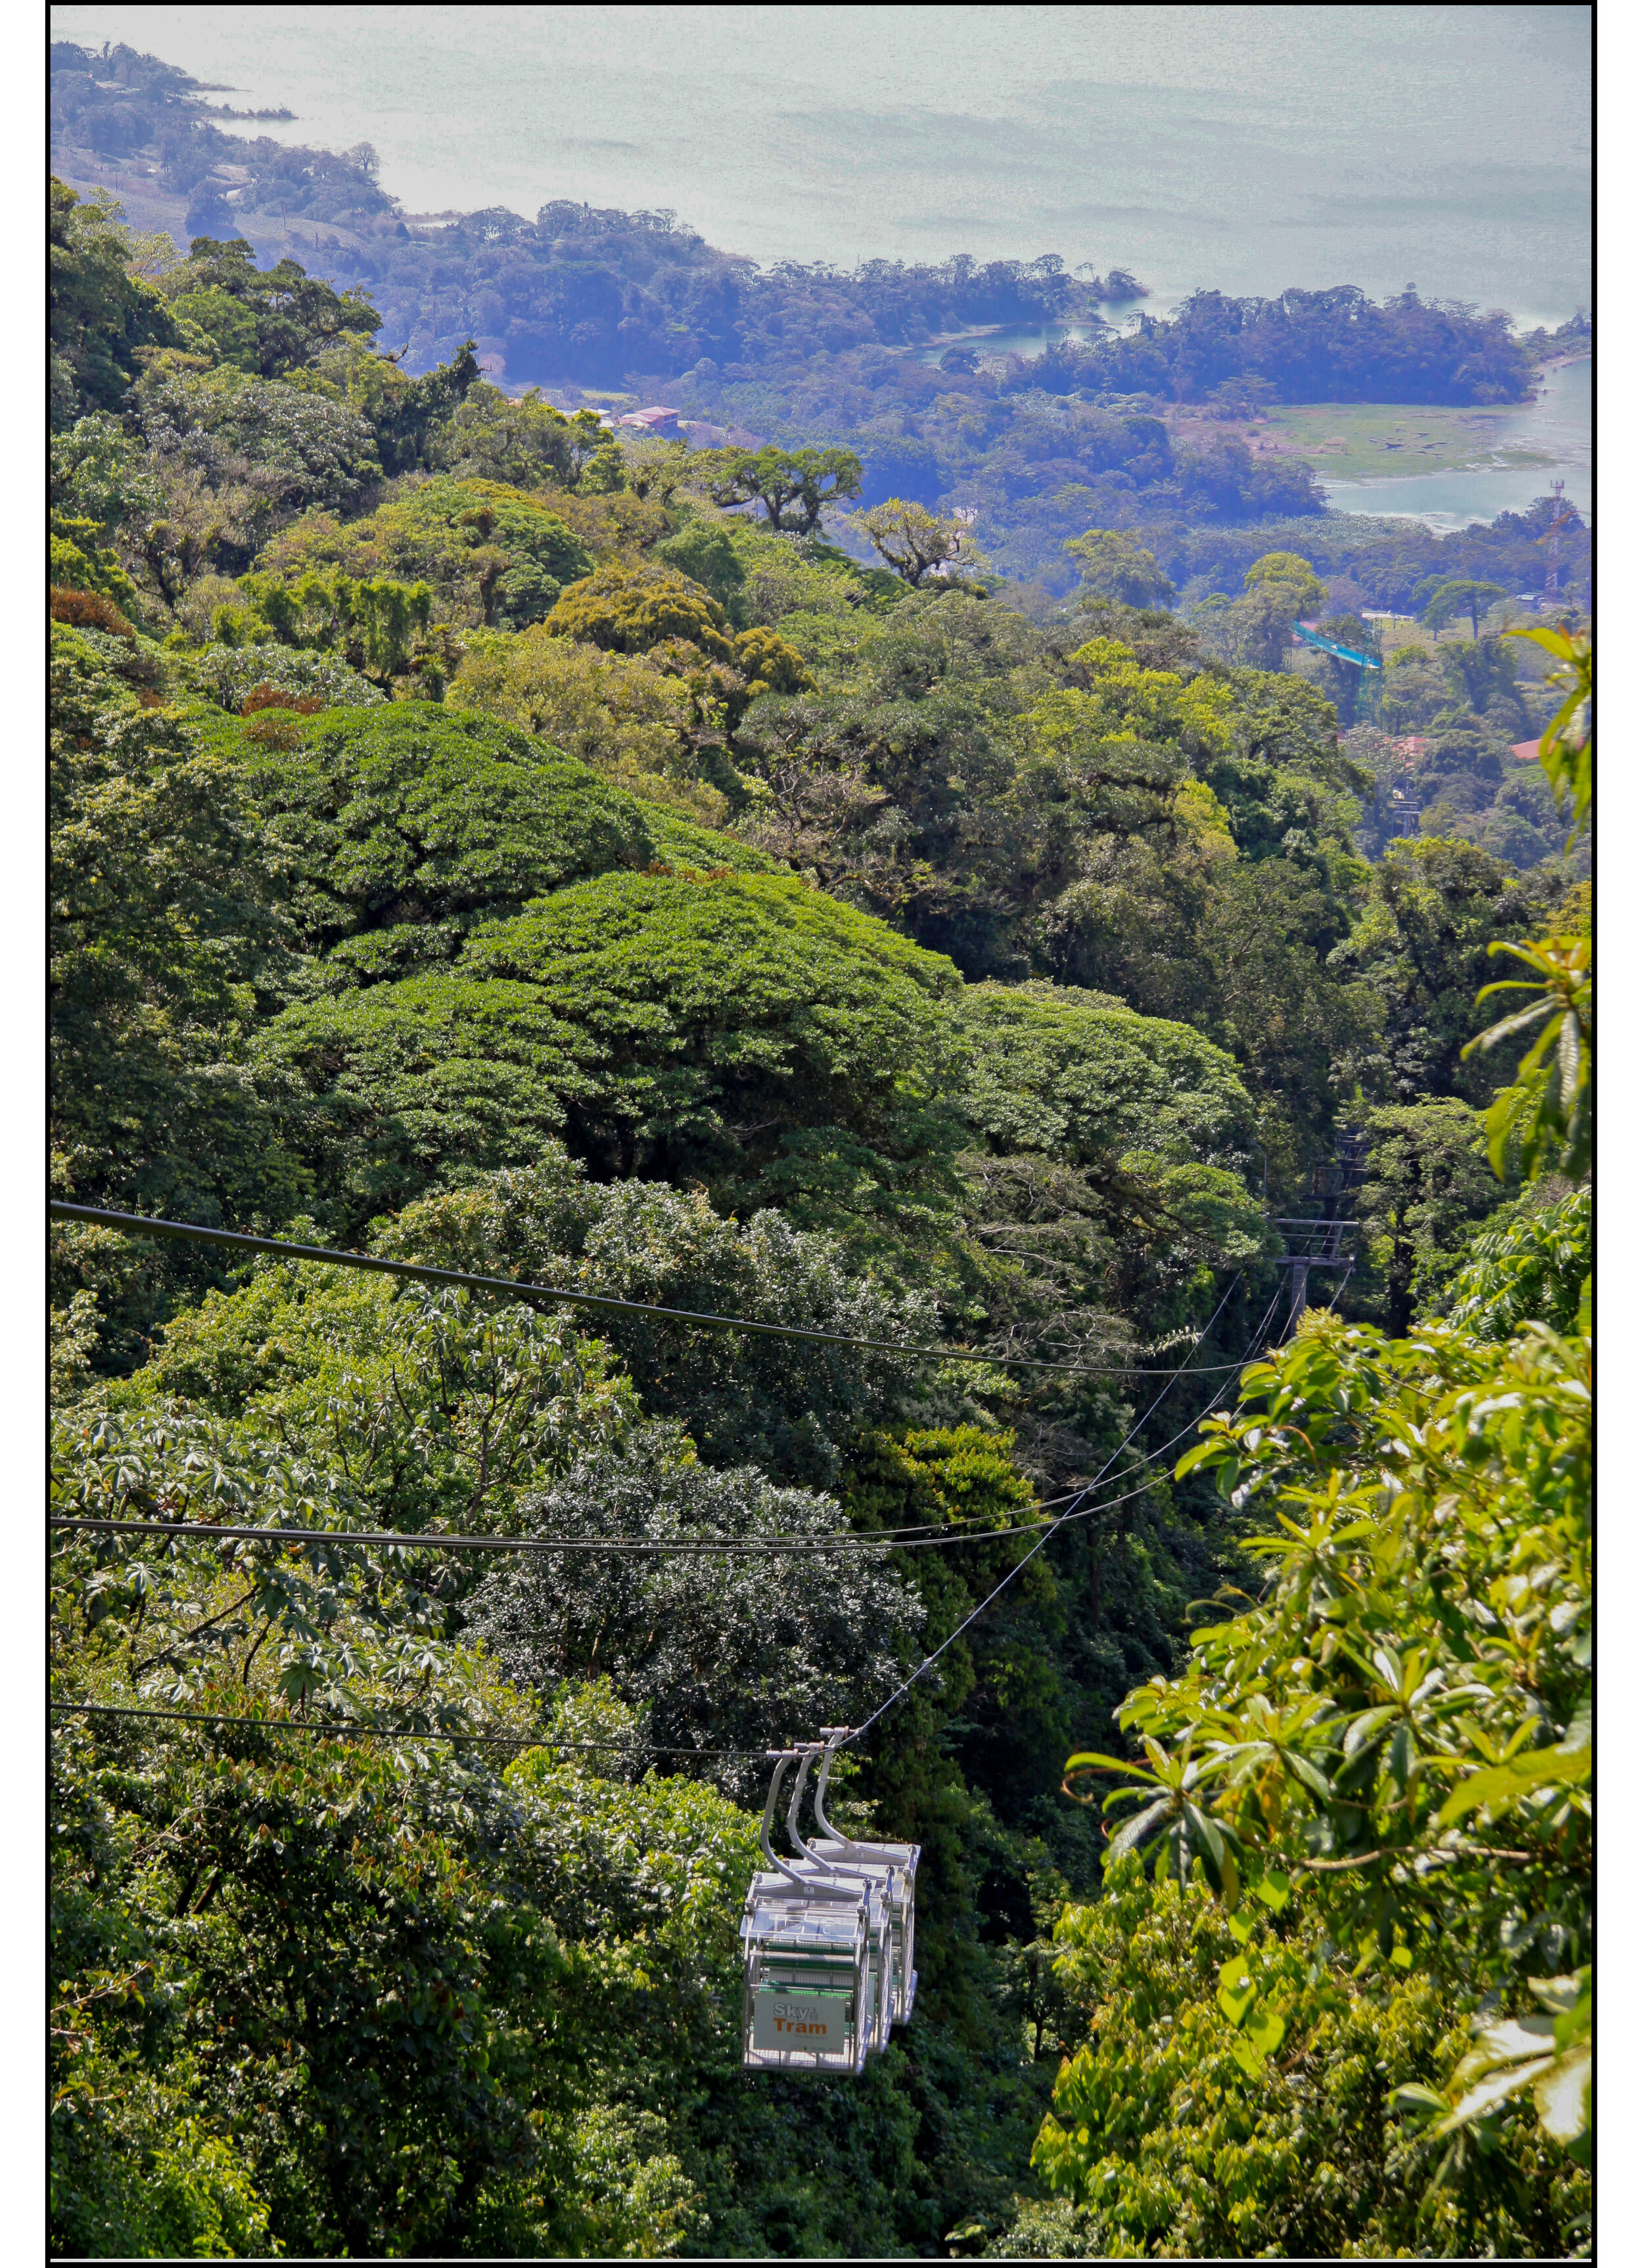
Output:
[50,51,1590,2259]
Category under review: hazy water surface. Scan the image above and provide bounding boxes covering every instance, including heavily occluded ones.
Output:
[1320,356,1592,529]
[52,4,1591,325]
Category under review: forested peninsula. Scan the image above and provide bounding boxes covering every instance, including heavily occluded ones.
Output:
[51,49,1590,2260]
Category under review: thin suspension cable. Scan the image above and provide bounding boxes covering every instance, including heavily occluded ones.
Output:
[50,1338,1271,1761]
[47,1514,1053,1556]
[49,1457,1186,1561]
[1320,1261,1356,1319]
[49,1201,1264,1378]
[48,1700,767,1757]
[844,1269,1267,1748]
[51,1300,1274,1568]
[51,1385,1267,1563]
[47,1480,1100,1561]
[51,1296,1277,1762]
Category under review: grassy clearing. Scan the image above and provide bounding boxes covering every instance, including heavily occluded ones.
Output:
[1256,402,1555,480]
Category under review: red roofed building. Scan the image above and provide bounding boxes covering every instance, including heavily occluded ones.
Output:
[1512,738,1544,763]
[617,405,682,436]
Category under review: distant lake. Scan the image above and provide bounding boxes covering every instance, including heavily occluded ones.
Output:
[1319,356,1591,530]
[53,4,1591,328]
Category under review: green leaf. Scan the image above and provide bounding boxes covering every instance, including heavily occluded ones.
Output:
[1435,2057,1548,2135]
[1246,2003,1285,2057]
[1450,2014,1556,2091]
[1529,1970,1586,2021]
[1065,1750,1153,1780]
[1437,1744,1590,1826]
[1391,2083,1449,2119]
[1105,1796,1174,1861]
[1253,1872,1291,1913]
[1386,1721,1414,1794]
[1186,1803,1226,1880]
[1173,1440,1228,1480]
[1534,2045,1591,2144]
[1282,1750,1336,1803]
[1343,1705,1397,1758]
[1217,1951,1256,2024]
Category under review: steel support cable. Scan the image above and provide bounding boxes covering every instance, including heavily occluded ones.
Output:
[47,1700,768,1757]
[51,1290,1278,1567]
[49,1284,1278,1760]
[1320,1261,1356,1319]
[49,1201,1265,1380]
[843,1267,1268,1751]
[50,1328,1274,1564]
[49,1457,1197,1560]
[48,1480,1101,1560]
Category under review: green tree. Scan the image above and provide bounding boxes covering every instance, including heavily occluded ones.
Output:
[1442,1183,1590,1338]
[160,233,383,378]
[50,179,179,426]
[311,334,483,477]
[1243,551,1328,611]
[1456,631,1592,1187]
[260,869,967,1235]
[1437,634,1529,729]
[373,1164,933,1486]
[51,410,164,566]
[450,627,728,823]
[48,1696,749,2258]
[135,364,384,519]
[227,702,660,954]
[1056,1310,1590,2238]
[708,443,863,533]
[577,436,628,493]
[1027,1856,1577,2258]
[958,980,1260,1294]
[852,499,984,587]
[470,1426,923,1777]
[1422,578,1506,640]
[544,561,739,662]
[256,476,592,631]
[230,566,434,683]
[1040,839,1376,1194]
[1044,634,1236,761]
[655,515,750,622]
[1331,834,1567,1108]
[437,382,607,488]
[1305,610,1379,727]
[122,1255,639,1540]
[1192,554,1328,671]
[49,625,304,1235]
[1062,528,1176,608]
[1354,1097,1499,1332]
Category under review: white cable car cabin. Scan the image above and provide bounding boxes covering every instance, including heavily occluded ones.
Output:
[806,1728,921,2026]
[777,1745,895,2054]
[740,1750,883,2075]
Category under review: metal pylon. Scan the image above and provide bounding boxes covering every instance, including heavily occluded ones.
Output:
[1271,1129,1364,1338]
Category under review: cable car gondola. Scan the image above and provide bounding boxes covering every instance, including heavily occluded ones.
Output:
[740,1749,879,2074]
[779,1744,895,2053]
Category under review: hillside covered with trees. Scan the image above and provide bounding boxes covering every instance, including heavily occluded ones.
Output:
[50,142,1590,2263]
[51,35,1591,610]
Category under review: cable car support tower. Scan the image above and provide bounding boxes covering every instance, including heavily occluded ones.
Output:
[1272,1127,1366,1337]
